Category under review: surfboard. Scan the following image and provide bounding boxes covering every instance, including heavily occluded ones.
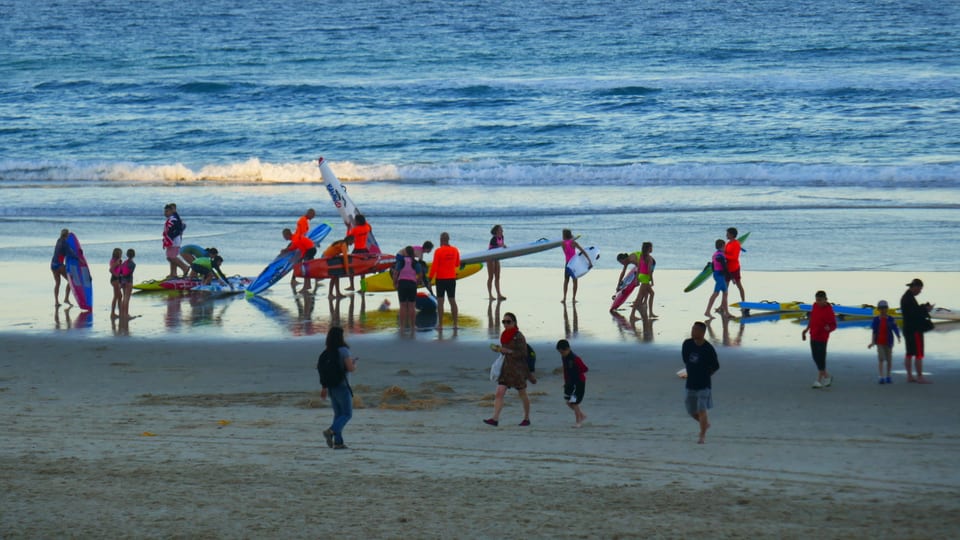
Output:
[797,303,888,317]
[361,262,484,293]
[458,237,567,266]
[318,157,381,254]
[566,246,600,278]
[246,223,332,297]
[731,301,802,313]
[931,308,960,321]
[189,276,252,294]
[293,253,391,279]
[610,264,638,311]
[64,232,93,311]
[683,232,750,293]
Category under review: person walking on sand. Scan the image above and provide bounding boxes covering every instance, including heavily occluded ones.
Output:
[109,248,123,319]
[869,300,901,384]
[118,248,136,320]
[682,321,719,444]
[487,225,506,300]
[51,228,74,306]
[802,290,837,389]
[557,339,588,428]
[290,208,315,289]
[428,232,460,329]
[724,227,745,303]
[705,239,732,318]
[485,312,536,427]
[900,278,934,383]
[163,204,190,279]
[561,229,592,304]
[318,326,357,449]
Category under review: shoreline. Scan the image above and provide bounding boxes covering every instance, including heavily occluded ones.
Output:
[2,333,960,537]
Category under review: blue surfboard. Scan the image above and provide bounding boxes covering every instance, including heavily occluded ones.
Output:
[246,223,332,297]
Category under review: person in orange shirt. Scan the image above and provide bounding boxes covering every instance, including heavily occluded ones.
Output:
[346,214,373,290]
[724,227,745,303]
[282,228,316,294]
[291,209,315,289]
[322,236,353,298]
[428,232,460,330]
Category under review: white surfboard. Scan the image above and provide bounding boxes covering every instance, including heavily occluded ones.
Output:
[566,246,600,278]
[318,157,381,253]
[458,237,567,266]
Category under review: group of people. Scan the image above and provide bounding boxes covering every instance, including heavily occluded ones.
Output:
[50,226,136,320]
[315,315,719,447]
[286,208,376,295]
[801,279,936,388]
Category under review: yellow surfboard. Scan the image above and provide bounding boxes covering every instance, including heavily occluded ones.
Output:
[361,262,484,293]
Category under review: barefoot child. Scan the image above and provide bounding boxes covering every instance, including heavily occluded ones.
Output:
[557,339,588,428]
[682,321,719,444]
[704,239,731,318]
[109,248,123,319]
[119,249,136,320]
[868,300,901,384]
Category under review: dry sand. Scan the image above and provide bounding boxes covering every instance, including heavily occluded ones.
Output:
[2,333,960,539]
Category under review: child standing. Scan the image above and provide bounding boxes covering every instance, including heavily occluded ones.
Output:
[704,239,731,318]
[557,339,588,428]
[802,290,837,388]
[119,249,136,320]
[868,300,901,384]
[109,248,123,319]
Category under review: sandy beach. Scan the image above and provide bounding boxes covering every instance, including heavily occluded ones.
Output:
[3,326,960,538]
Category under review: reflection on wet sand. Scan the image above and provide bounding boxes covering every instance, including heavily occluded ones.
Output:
[54,305,92,331]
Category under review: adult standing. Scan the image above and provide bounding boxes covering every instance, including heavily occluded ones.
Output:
[428,232,460,329]
[724,227,745,303]
[484,312,536,427]
[163,204,190,279]
[346,214,372,291]
[318,326,357,449]
[561,229,592,304]
[487,225,506,300]
[682,321,719,444]
[291,208,315,289]
[51,228,74,306]
[802,290,837,388]
[900,278,933,383]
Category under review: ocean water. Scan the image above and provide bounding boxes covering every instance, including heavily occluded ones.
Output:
[1,0,959,340]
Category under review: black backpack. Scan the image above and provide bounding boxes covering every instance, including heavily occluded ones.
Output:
[526,344,536,372]
[316,349,345,388]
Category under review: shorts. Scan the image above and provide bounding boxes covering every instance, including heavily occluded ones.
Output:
[904,330,924,358]
[352,248,369,254]
[302,247,317,260]
[564,266,576,279]
[637,273,651,284]
[435,278,456,299]
[51,262,64,271]
[685,388,713,416]
[726,268,742,282]
[165,246,180,259]
[397,280,417,303]
[712,271,728,293]
[110,275,120,284]
[564,381,585,405]
[191,263,211,276]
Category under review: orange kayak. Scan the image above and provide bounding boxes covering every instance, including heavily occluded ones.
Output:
[294,254,393,279]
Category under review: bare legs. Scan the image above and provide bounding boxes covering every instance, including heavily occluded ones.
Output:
[52,268,71,306]
[705,288,730,318]
[562,274,578,303]
[490,385,530,423]
[691,410,710,443]
[487,260,505,300]
[436,295,458,329]
[568,402,586,428]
